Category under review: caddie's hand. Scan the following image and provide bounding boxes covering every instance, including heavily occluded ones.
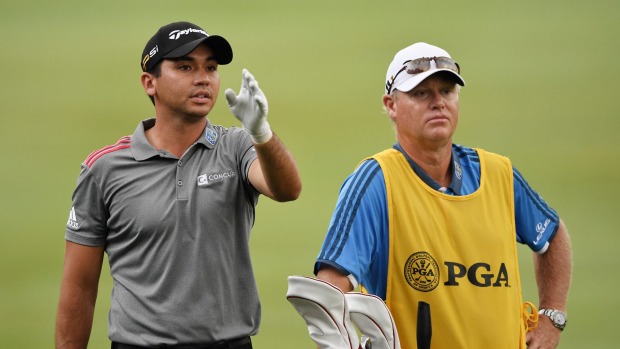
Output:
[526,319,562,349]
[225,69,272,144]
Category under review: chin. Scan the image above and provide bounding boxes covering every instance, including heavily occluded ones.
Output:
[426,130,454,143]
[182,112,209,122]
[190,106,213,117]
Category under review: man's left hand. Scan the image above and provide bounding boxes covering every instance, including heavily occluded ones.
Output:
[526,317,562,348]
[225,69,272,144]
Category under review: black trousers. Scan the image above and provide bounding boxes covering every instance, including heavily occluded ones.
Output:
[111,337,252,349]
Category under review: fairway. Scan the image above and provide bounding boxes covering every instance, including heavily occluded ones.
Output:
[1,1,618,348]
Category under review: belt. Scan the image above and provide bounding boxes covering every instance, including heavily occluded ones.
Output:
[111,337,251,349]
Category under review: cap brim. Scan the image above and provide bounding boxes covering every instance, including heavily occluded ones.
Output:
[164,35,233,65]
[395,69,465,93]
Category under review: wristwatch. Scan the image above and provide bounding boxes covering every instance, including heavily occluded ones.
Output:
[538,309,567,331]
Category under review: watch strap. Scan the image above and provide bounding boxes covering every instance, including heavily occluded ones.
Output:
[538,308,567,331]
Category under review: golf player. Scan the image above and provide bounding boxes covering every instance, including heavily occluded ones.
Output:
[56,21,301,349]
[313,42,572,348]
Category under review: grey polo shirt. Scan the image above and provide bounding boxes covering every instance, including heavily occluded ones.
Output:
[66,118,260,346]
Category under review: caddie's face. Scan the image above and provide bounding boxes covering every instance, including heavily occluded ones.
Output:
[146,44,221,120]
[384,73,459,148]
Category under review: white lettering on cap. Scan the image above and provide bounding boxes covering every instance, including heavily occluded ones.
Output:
[168,28,208,40]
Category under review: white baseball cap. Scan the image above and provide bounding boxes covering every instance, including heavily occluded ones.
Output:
[384,42,465,94]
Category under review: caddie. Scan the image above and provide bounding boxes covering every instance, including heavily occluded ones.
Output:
[312,42,572,349]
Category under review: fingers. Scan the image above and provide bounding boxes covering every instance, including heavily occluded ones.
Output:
[243,69,262,95]
[231,68,268,116]
[248,81,268,115]
[224,88,238,107]
[242,68,253,90]
[254,95,268,115]
[244,69,268,115]
[248,80,262,96]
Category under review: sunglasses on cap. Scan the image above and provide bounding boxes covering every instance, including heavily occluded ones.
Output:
[386,56,460,94]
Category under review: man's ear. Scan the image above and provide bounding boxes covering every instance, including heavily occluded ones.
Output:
[383,93,397,122]
[141,72,156,98]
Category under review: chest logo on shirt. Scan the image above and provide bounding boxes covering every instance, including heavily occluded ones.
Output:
[404,251,512,290]
[197,170,236,186]
[404,251,440,292]
[454,160,462,180]
[443,261,510,288]
[205,127,218,145]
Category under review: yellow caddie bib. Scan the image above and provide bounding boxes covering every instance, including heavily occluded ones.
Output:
[371,148,526,349]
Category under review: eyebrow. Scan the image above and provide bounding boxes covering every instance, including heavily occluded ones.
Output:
[169,55,218,63]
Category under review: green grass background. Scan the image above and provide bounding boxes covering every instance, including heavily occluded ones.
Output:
[1,0,618,347]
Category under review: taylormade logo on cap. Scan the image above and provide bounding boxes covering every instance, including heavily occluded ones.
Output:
[141,21,233,72]
[168,28,208,40]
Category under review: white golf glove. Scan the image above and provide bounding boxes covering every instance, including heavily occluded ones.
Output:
[225,69,273,144]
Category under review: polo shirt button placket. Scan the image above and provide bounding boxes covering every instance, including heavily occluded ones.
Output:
[176,156,189,200]
[176,177,188,199]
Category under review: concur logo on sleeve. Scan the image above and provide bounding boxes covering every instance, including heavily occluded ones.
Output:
[197,170,236,187]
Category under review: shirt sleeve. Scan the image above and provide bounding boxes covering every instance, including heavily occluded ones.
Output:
[234,128,257,182]
[513,166,560,253]
[314,160,389,297]
[65,164,109,246]
[233,127,260,201]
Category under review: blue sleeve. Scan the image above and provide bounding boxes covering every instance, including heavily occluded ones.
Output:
[513,166,560,253]
[314,160,389,298]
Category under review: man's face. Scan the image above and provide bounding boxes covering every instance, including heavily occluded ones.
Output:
[384,73,460,148]
[148,44,221,120]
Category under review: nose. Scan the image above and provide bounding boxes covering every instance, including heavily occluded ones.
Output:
[429,91,445,109]
[194,69,211,85]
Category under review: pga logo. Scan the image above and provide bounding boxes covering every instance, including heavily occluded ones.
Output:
[197,174,208,187]
[405,251,511,291]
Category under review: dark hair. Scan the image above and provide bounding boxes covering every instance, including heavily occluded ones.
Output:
[146,61,162,105]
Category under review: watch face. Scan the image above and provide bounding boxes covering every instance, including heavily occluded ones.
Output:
[552,311,567,325]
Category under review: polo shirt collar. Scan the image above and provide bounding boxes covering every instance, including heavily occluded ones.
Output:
[393,143,463,195]
[131,118,220,161]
